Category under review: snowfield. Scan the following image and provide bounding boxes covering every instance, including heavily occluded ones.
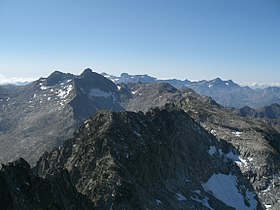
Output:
[202,173,257,210]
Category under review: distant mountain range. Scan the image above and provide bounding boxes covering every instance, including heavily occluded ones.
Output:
[102,72,280,108]
[1,69,280,209]
[1,69,279,165]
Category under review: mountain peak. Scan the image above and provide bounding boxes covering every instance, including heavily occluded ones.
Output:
[212,77,222,82]
[120,72,129,77]
[44,71,75,86]
[81,68,93,75]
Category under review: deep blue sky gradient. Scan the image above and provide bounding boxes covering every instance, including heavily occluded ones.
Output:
[0,0,279,83]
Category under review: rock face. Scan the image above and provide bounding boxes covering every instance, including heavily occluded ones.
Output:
[234,104,280,133]
[237,103,280,120]
[120,82,187,113]
[103,72,280,108]
[0,69,127,165]
[0,158,94,210]
[34,105,261,210]
[177,91,280,209]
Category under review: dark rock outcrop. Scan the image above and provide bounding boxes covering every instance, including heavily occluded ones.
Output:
[35,106,261,210]
[0,158,94,210]
[177,92,280,209]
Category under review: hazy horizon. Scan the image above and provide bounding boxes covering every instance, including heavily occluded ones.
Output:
[1,70,280,88]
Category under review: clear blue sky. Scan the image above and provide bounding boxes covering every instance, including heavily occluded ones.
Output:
[0,0,279,83]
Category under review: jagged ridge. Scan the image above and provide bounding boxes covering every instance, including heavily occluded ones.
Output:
[35,105,260,210]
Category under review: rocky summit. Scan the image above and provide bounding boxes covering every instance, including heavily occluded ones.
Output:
[0,69,127,165]
[34,105,261,210]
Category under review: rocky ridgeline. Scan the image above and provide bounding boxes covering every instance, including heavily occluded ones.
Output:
[33,105,261,210]
[103,72,280,108]
[178,91,280,209]
[0,158,94,210]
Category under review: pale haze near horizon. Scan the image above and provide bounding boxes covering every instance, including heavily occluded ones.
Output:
[0,0,279,85]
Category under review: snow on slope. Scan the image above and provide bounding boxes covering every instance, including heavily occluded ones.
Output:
[202,173,257,210]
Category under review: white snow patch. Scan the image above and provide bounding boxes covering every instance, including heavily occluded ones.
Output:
[265,204,272,209]
[175,192,187,201]
[224,151,249,168]
[232,131,242,137]
[210,129,216,136]
[57,85,73,99]
[117,85,121,90]
[33,94,36,98]
[208,84,213,88]
[89,89,112,98]
[47,97,51,101]
[112,78,119,82]
[202,173,257,210]
[226,82,229,86]
[40,85,50,90]
[131,91,137,95]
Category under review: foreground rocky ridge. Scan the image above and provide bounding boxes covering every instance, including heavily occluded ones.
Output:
[177,91,280,209]
[113,82,280,209]
[34,105,260,210]
[0,158,94,210]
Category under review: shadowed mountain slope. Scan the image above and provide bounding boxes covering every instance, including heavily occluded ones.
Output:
[35,106,261,210]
